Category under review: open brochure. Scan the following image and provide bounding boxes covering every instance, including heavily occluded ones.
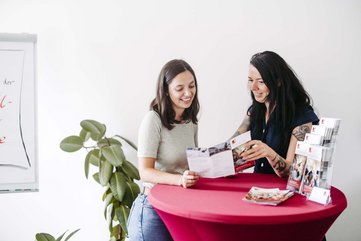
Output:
[243,187,294,206]
[186,131,254,178]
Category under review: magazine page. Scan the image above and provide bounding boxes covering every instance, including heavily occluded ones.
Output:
[300,145,335,196]
[287,154,307,192]
[287,141,310,193]
[186,131,252,178]
[208,142,235,177]
[229,131,254,172]
[243,187,294,206]
[300,157,321,196]
[186,147,213,176]
[186,142,235,178]
[300,145,323,196]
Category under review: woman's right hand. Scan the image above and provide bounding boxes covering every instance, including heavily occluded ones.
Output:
[179,170,199,188]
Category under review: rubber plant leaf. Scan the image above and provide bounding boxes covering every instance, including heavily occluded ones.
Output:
[121,160,140,180]
[79,128,91,142]
[99,159,113,186]
[122,182,141,207]
[84,151,91,179]
[98,138,122,148]
[110,172,127,201]
[115,205,130,234]
[63,229,80,241]
[102,186,111,201]
[35,233,56,241]
[60,135,83,152]
[111,225,121,240]
[104,192,114,219]
[107,203,114,232]
[84,149,101,178]
[102,145,125,167]
[80,119,106,141]
[88,149,101,167]
[55,230,67,241]
[93,172,100,184]
[114,135,137,151]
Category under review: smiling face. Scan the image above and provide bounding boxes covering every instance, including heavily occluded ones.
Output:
[248,64,270,104]
[168,70,196,120]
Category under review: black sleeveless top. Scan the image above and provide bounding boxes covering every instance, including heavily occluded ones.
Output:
[251,106,319,174]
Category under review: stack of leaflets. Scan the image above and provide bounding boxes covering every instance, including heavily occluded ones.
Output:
[243,187,294,206]
[304,133,324,145]
[286,141,310,193]
[310,117,341,147]
[186,131,254,178]
[300,145,333,196]
[319,117,341,136]
[310,125,333,146]
[286,117,341,204]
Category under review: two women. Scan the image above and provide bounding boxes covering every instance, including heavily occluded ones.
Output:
[128,51,320,240]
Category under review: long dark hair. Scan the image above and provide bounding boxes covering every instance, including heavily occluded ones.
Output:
[150,59,200,130]
[249,51,312,148]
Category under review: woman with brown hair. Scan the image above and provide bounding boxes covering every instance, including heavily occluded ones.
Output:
[127,59,200,241]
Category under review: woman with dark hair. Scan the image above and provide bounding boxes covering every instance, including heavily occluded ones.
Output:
[233,51,319,177]
[127,59,200,241]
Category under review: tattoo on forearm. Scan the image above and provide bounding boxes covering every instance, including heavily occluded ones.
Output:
[273,158,286,172]
[272,156,289,177]
[292,125,310,141]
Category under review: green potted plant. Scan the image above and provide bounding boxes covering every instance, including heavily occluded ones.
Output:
[35,229,80,241]
[60,120,140,241]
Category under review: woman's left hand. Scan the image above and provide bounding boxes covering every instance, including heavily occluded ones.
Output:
[180,170,200,188]
[240,140,275,162]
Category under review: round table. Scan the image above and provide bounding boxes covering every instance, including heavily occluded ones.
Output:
[148,173,347,241]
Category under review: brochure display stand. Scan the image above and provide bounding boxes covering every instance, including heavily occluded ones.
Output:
[287,117,341,205]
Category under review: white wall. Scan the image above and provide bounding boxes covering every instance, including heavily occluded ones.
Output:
[0,0,360,240]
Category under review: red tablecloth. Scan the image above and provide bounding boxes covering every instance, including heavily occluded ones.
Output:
[148,173,347,241]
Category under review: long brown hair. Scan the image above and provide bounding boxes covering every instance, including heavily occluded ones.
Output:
[150,59,200,130]
[249,51,312,149]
